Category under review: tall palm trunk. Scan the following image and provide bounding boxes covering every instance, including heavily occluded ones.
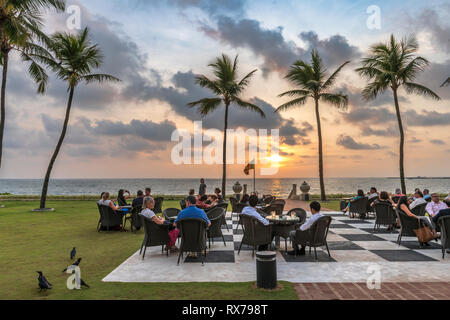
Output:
[315,98,326,201]
[393,88,406,195]
[40,87,75,209]
[0,48,8,169]
[222,102,229,197]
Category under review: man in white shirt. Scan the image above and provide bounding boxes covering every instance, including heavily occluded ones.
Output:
[288,201,324,256]
[241,195,270,226]
[426,193,449,217]
[368,187,379,199]
[409,190,427,210]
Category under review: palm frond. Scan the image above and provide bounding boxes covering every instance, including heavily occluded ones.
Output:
[322,61,350,90]
[320,93,348,110]
[187,98,223,116]
[404,82,440,100]
[278,89,311,98]
[275,96,309,113]
[232,98,266,118]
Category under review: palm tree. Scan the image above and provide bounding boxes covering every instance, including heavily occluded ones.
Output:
[0,0,65,168]
[275,50,349,201]
[356,35,440,194]
[37,27,120,209]
[188,54,265,196]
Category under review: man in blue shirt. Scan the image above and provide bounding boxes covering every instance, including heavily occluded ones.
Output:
[174,196,211,227]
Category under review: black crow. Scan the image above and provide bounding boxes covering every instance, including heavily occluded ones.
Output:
[70,247,76,260]
[62,257,82,272]
[37,271,52,291]
[80,279,90,288]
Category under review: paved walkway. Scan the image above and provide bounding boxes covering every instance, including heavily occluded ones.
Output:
[294,282,450,300]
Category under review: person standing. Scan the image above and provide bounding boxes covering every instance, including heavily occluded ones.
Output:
[199,178,207,196]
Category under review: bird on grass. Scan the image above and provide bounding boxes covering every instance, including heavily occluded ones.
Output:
[80,279,90,289]
[70,247,76,260]
[62,258,82,272]
[37,271,52,291]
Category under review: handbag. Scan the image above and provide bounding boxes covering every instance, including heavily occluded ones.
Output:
[414,220,436,243]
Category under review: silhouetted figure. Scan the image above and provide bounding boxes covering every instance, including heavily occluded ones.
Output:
[80,279,90,288]
[70,247,76,260]
[62,258,82,272]
[37,271,52,291]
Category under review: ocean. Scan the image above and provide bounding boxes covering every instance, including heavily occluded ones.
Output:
[1,178,449,198]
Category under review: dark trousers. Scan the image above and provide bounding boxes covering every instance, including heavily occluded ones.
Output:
[289,229,309,250]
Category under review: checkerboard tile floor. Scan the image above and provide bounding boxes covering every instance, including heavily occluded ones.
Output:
[181,211,442,264]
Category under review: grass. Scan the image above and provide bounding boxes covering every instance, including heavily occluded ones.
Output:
[0,200,298,300]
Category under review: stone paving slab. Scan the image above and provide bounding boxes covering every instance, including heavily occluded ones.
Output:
[294,282,450,300]
[103,211,450,284]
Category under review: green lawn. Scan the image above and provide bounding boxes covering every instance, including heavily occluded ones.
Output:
[0,200,298,300]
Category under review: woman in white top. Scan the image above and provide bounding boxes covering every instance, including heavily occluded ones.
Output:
[101,192,121,211]
[140,197,179,252]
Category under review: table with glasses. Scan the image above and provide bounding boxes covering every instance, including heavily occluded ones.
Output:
[266,215,301,252]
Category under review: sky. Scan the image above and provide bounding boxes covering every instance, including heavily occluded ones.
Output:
[1,0,449,179]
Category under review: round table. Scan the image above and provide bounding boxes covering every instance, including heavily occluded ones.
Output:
[266,216,300,252]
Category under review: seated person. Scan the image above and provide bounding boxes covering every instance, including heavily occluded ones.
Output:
[117,189,131,206]
[186,189,195,200]
[242,195,271,251]
[397,196,436,246]
[214,188,224,203]
[97,192,105,205]
[444,192,450,207]
[140,197,179,252]
[432,208,450,234]
[342,189,365,217]
[423,189,431,202]
[99,192,123,230]
[175,196,211,226]
[240,194,250,206]
[372,191,394,206]
[393,188,406,199]
[144,188,152,198]
[409,190,427,210]
[241,195,270,226]
[132,190,144,208]
[368,187,379,199]
[101,192,121,211]
[426,193,448,218]
[288,201,324,256]
[196,195,214,210]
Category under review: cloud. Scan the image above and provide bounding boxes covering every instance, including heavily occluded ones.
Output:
[430,139,445,145]
[336,135,384,150]
[405,109,450,127]
[361,126,398,137]
[409,137,422,144]
[200,16,360,75]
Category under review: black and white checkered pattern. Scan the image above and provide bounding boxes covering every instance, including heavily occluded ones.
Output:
[183,211,442,263]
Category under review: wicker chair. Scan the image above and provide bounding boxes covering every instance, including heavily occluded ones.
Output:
[411,203,427,216]
[124,206,143,232]
[373,203,396,231]
[96,204,103,232]
[238,214,273,258]
[180,199,186,210]
[99,205,124,232]
[140,215,170,259]
[176,218,209,265]
[287,208,307,226]
[206,207,227,248]
[349,197,369,219]
[214,202,230,231]
[395,209,420,246]
[153,197,164,214]
[366,197,377,218]
[292,216,332,261]
[438,216,450,259]
[163,208,180,221]
[263,195,274,204]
